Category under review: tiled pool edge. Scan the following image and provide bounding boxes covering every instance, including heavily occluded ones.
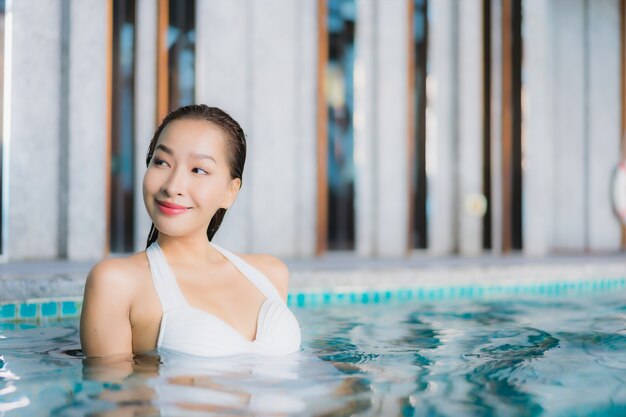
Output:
[1,297,83,322]
[2,275,626,322]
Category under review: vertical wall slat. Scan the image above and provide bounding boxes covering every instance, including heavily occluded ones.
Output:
[375,0,409,257]
[490,0,503,254]
[134,0,157,251]
[68,0,108,260]
[354,0,376,257]
[553,0,586,251]
[296,0,318,256]
[587,0,621,251]
[457,0,484,256]
[8,2,61,259]
[249,0,298,255]
[522,0,555,256]
[428,0,458,255]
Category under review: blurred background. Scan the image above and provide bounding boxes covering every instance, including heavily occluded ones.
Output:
[0,0,624,262]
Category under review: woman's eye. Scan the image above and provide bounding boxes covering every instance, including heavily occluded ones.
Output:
[153,158,167,167]
[193,168,208,175]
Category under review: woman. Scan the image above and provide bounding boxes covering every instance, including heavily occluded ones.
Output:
[80,105,301,358]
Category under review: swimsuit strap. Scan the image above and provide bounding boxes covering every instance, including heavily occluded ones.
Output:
[146,241,282,313]
[209,241,282,300]
[146,242,188,312]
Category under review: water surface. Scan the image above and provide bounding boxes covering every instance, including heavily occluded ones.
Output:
[1,290,626,416]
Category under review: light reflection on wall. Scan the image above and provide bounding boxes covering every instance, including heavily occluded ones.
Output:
[327,0,356,251]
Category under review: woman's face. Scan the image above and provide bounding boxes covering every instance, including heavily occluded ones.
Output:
[142,119,240,239]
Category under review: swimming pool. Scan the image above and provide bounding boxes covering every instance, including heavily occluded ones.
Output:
[1,287,625,416]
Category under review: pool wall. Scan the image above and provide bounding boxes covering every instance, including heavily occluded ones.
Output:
[2,258,626,321]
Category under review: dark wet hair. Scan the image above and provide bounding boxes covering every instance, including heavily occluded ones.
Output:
[145,104,246,248]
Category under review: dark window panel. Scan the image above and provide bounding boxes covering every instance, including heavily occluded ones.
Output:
[326,0,356,251]
[168,0,195,111]
[110,0,136,253]
[412,0,429,249]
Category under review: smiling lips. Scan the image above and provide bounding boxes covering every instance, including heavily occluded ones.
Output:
[156,200,190,216]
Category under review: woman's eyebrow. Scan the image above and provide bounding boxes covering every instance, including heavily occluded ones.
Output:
[155,144,216,163]
[190,152,217,163]
[155,144,173,155]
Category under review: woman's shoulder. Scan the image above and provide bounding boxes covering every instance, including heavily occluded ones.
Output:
[238,253,290,301]
[85,252,149,297]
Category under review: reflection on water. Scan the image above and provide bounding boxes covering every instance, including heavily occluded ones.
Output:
[1,291,626,416]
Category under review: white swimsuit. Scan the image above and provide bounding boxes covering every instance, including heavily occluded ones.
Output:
[145,241,302,357]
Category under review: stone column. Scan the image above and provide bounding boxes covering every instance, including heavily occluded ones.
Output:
[294,0,318,257]
[586,0,621,251]
[552,0,586,251]
[133,0,158,251]
[428,0,458,256]
[248,0,299,256]
[522,0,555,256]
[67,0,108,260]
[354,0,377,257]
[457,0,484,256]
[374,0,409,257]
[8,1,62,260]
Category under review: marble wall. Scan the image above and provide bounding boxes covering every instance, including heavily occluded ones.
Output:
[2,0,623,261]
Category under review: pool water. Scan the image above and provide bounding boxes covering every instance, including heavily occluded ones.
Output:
[1,290,626,416]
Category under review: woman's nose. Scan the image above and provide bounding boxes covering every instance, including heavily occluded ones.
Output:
[162,167,187,196]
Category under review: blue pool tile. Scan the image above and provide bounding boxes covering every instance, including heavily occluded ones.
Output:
[19,303,38,319]
[0,304,17,320]
[41,302,58,318]
[61,301,79,317]
[296,293,306,307]
[323,293,331,304]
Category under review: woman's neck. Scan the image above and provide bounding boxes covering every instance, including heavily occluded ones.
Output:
[155,234,223,265]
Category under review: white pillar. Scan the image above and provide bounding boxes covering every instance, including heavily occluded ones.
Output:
[428,0,458,255]
[134,0,158,251]
[553,0,586,251]
[457,0,484,256]
[294,0,318,257]
[522,0,555,256]
[354,0,377,257]
[586,0,621,251]
[8,1,62,260]
[67,0,108,260]
[375,0,409,257]
[248,0,299,256]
